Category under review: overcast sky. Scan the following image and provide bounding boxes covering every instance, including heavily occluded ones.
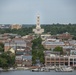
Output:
[0,0,76,24]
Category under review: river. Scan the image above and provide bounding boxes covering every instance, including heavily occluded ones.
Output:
[0,70,76,75]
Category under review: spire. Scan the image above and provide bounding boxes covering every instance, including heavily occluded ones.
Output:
[36,13,41,29]
[33,13,44,34]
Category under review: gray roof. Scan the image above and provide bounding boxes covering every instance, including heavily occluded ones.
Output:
[15,56,23,60]
[5,42,26,47]
[44,41,65,45]
[14,40,26,44]
[22,55,32,60]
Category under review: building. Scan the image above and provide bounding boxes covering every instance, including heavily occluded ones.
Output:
[15,56,23,67]
[22,55,32,67]
[41,34,51,40]
[45,50,76,67]
[15,55,32,67]
[11,24,22,29]
[45,54,69,66]
[4,37,32,52]
[33,14,44,34]
[56,32,73,40]
[42,39,65,49]
[0,24,10,29]
[0,36,9,43]
[22,35,34,42]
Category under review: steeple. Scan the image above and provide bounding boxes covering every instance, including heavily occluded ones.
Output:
[33,13,44,34]
[36,14,41,29]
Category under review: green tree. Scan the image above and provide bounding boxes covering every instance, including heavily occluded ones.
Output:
[53,46,63,55]
[0,57,8,68]
[0,52,15,68]
[0,43,4,52]
[32,37,45,65]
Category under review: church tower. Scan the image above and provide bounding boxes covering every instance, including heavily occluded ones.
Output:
[33,14,44,34]
[36,14,41,29]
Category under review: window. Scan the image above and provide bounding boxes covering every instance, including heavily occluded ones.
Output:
[60,58,64,61]
[47,58,50,60]
[47,62,50,65]
[70,59,73,61]
[74,62,76,64]
[74,59,76,61]
[51,58,54,61]
[56,58,59,61]
[65,58,68,61]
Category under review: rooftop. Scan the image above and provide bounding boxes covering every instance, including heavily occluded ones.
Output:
[44,41,65,45]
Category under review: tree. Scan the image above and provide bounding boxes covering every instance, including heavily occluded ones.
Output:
[0,43,4,52]
[53,46,63,55]
[32,37,45,65]
[32,55,36,65]
[0,57,8,68]
[0,52,15,68]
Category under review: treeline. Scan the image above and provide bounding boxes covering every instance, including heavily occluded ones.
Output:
[0,24,76,36]
[42,24,76,36]
[0,27,33,36]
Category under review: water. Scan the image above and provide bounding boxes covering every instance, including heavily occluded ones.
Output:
[0,70,76,75]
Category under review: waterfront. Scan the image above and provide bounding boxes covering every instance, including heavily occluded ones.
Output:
[0,70,76,75]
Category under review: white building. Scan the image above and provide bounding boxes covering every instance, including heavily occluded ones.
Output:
[33,14,44,34]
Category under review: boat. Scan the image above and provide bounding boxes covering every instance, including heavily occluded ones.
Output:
[62,67,73,72]
[44,66,55,70]
[0,68,3,72]
[55,66,73,72]
[31,68,39,72]
[31,67,50,72]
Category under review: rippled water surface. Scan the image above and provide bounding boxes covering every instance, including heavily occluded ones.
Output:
[0,70,76,75]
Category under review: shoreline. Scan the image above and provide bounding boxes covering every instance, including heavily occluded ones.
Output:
[0,66,76,72]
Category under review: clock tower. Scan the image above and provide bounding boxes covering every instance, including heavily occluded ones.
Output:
[33,14,44,34]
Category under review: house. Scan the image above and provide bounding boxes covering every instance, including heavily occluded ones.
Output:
[15,55,32,67]
[15,47,32,56]
[22,55,32,67]
[15,56,23,67]
[4,37,32,52]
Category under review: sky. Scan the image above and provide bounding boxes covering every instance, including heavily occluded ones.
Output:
[0,0,76,24]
